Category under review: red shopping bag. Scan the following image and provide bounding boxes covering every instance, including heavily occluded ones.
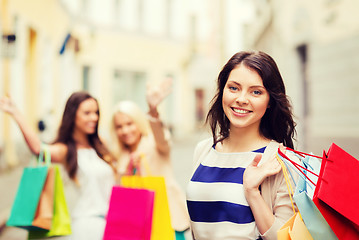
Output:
[103,186,154,240]
[313,196,359,239]
[313,144,359,239]
[279,145,359,239]
[314,143,359,226]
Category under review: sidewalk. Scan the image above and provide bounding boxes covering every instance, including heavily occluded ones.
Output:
[0,165,28,239]
[0,166,23,228]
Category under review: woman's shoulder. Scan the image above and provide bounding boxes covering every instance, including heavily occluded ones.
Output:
[195,137,213,151]
[48,142,68,163]
[191,137,213,171]
[193,138,213,161]
[264,140,280,153]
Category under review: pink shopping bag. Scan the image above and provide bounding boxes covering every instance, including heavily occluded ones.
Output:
[103,186,155,240]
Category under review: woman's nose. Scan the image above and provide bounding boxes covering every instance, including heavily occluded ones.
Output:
[91,113,99,121]
[121,125,130,134]
[236,92,249,104]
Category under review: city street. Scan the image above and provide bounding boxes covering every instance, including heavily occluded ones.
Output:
[0,131,209,240]
[2,0,359,239]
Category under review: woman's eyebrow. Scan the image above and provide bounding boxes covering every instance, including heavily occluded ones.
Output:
[249,85,266,89]
[227,80,265,89]
[227,80,241,86]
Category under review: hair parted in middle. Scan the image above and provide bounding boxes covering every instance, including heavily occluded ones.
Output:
[206,50,296,149]
[54,91,115,179]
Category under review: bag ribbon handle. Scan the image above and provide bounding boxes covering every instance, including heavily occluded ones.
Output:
[276,154,296,214]
[277,148,319,186]
[37,143,51,166]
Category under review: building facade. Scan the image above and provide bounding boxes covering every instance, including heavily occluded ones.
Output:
[244,0,359,156]
[1,0,251,169]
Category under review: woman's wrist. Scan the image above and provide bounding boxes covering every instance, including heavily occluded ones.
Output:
[244,187,261,201]
[148,108,159,119]
[12,108,22,121]
[147,112,160,123]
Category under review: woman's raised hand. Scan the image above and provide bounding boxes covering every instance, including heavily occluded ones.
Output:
[146,77,173,115]
[0,95,18,116]
[0,95,45,156]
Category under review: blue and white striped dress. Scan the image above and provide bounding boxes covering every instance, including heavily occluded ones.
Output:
[186,144,265,240]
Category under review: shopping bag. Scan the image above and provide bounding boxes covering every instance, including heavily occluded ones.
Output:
[6,148,51,228]
[103,186,154,240]
[121,176,175,240]
[315,143,359,226]
[293,168,338,240]
[277,212,313,240]
[313,147,359,239]
[313,197,359,239]
[293,192,337,240]
[280,146,359,239]
[290,154,337,240]
[31,166,55,230]
[276,154,313,240]
[28,165,72,238]
[296,155,320,199]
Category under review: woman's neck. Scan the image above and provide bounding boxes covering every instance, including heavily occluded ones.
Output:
[219,127,270,153]
[73,131,91,148]
[124,141,140,153]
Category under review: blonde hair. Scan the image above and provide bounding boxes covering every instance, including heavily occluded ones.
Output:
[111,101,151,157]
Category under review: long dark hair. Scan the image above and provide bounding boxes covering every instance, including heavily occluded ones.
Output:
[206,51,296,148]
[54,91,115,179]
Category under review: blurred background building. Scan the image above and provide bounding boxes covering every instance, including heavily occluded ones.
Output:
[1,0,359,170]
[244,0,359,156]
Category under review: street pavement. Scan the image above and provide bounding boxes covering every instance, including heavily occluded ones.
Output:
[0,131,209,240]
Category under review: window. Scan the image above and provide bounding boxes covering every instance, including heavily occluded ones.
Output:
[112,70,147,109]
[82,66,91,91]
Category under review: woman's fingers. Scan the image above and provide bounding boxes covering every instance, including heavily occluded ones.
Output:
[0,96,14,114]
[146,78,173,108]
[249,154,262,167]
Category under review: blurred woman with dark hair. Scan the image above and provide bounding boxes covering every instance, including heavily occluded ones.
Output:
[186,51,298,240]
[0,91,116,239]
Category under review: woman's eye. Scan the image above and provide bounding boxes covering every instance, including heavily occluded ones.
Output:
[229,86,238,91]
[115,125,123,130]
[253,90,262,95]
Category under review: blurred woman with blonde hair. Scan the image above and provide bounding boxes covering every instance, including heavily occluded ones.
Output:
[111,100,151,167]
[111,79,190,239]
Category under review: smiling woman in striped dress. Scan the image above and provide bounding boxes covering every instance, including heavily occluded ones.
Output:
[186,51,297,240]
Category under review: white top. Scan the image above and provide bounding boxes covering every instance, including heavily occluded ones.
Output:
[72,148,115,219]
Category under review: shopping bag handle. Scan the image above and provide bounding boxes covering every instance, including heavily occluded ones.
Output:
[285,147,332,162]
[278,149,319,177]
[123,153,153,188]
[37,143,51,166]
[140,153,152,176]
[277,149,319,187]
[127,153,152,176]
[276,155,296,214]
